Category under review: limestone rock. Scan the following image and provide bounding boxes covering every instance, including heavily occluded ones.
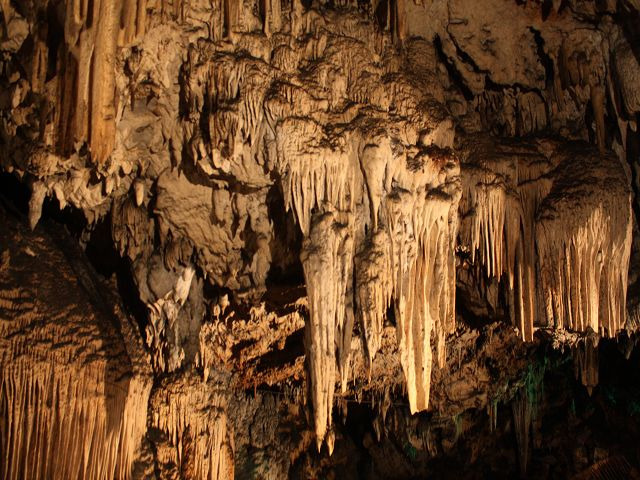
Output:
[0,208,152,480]
[0,0,639,475]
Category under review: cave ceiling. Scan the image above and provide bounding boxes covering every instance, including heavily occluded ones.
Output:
[1,0,640,478]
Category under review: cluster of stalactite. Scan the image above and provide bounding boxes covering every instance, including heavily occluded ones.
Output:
[169,1,463,448]
[459,137,632,343]
[0,0,638,471]
[150,372,234,480]
[0,215,152,480]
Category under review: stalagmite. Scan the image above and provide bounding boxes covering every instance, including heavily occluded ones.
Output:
[300,211,354,449]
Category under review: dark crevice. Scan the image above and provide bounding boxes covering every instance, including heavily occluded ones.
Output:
[265,184,304,287]
[45,2,64,82]
[627,122,640,290]
[541,0,554,20]
[434,35,474,101]
[0,171,30,216]
[0,171,150,337]
[444,31,486,76]
[530,27,554,92]
[254,328,305,372]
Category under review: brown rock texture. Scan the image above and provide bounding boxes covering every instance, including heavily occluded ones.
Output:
[1,0,639,478]
[0,208,152,479]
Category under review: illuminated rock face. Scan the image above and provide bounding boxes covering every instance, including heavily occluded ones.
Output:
[150,372,234,480]
[0,210,152,480]
[0,0,639,476]
[458,137,633,342]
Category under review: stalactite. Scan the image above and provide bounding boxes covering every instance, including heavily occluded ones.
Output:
[121,0,148,44]
[275,119,360,236]
[383,189,456,411]
[145,265,196,373]
[487,400,498,432]
[111,196,154,261]
[614,37,640,118]
[515,156,553,341]
[55,0,151,166]
[380,149,461,413]
[0,219,151,480]
[27,180,47,230]
[337,283,355,393]
[355,230,393,369]
[512,391,532,475]
[300,211,354,449]
[3,1,640,476]
[150,372,234,480]
[459,139,563,341]
[572,330,599,395]
[461,139,632,342]
[395,0,407,42]
[133,178,145,206]
[536,145,632,337]
[591,84,607,156]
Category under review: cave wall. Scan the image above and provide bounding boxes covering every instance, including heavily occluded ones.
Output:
[1,0,639,478]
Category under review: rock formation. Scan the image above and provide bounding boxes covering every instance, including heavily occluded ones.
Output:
[1,0,639,478]
[0,207,151,480]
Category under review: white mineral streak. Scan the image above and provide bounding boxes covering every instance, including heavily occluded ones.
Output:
[300,211,354,449]
[536,147,632,337]
[151,373,233,480]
